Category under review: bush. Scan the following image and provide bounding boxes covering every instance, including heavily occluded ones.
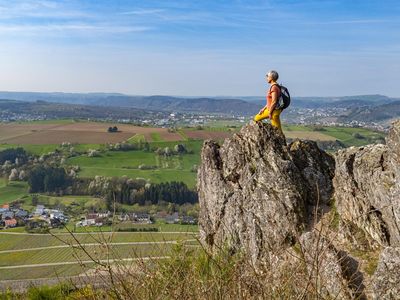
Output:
[27,283,73,300]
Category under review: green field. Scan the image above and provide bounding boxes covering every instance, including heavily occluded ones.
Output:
[0,180,28,205]
[0,232,197,251]
[66,141,202,188]
[0,231,198,280]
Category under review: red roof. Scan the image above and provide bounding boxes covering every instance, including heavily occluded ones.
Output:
[2,204,9,209]
[5,219,17,226]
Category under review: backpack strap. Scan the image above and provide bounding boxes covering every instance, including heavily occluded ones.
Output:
[269,83,281,93]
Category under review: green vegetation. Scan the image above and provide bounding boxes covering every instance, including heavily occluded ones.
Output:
[0,231,196,251]
[0,230,197,281]
[15,119,76,125]
[320,126,385,147]
[150,132,163,142]
[66,141,202,188]
[0,265,87,281]
[0,180,28,205]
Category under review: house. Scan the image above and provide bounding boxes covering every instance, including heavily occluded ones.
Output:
[132,213,152,224]
[34,205,46,216]
[165,212,180,224]
[49,210,66,221]
[1,211,14,220]
[77,218,96,227]
[14,209,28,219]
[181,216,197,225]
[118,213,130,221]
[5,218,17,228]
[156,211,168,219]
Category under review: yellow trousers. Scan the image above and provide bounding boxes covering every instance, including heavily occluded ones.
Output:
[253,108,282,131]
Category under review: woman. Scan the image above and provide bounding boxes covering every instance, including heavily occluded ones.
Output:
[254,70,282,132]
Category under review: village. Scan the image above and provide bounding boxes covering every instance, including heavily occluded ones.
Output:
[0,203,197,231]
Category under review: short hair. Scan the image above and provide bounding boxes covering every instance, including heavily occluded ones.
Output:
[267,70,279,81]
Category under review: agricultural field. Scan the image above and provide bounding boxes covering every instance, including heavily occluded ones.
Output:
[66,140,202,188]
[0,120,386,197]
[0,179,28,205]
[0,231,198,281]
[0,119,388,286]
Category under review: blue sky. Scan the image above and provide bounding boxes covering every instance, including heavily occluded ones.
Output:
[0,0,399,97]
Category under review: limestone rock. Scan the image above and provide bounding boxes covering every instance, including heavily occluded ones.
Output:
[333,121,400,248]
[299,231,366,299]
[372,247,400,300]
[289,139,335,206]
[198,121,334,262]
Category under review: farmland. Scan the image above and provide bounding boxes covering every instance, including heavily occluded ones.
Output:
[0,231,197,281]
[0,120,386,195]
[0,119,388,287]
[0,180,28,205]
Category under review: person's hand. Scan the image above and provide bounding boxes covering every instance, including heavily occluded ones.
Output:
[259,108,265,115]
[269,112,273,119]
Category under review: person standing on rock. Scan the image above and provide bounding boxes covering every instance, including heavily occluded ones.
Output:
[254,70,282,132]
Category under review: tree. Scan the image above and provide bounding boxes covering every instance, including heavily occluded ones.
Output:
[28,166,70,193]
[0,148,28,165]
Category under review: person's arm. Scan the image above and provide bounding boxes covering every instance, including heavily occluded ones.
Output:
[268,87,279,119]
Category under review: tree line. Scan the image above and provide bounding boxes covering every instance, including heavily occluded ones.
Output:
[26,165,198,208]
[0,148,28,164]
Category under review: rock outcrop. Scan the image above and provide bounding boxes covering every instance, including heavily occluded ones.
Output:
[333,120,400,248]
[198,119,400,299]
[198,121,334,260]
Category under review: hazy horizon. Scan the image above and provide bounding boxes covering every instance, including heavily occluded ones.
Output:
[0,90,399,99]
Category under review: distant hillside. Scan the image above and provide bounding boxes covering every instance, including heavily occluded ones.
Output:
[94,95,260,115]
[0,99,158,121]
[0,91,398,120]
[339,100,400,124]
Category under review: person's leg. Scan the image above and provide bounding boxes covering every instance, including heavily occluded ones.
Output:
[253,108,270,122]
[270,109,282,131]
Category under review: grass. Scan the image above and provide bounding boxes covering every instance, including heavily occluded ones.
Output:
[321,126,385,147]
[50,222,199,234]
[0,231,197,251]
[66,141,202,188]
[0,144,61,156]
[14,119,76,125]
[0,181,28,205]
[150,132,163,142]
[0,264,88,281]
[0,244,174,267]
[0,229,197,281]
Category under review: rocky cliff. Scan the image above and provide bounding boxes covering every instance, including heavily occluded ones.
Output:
[198,120,400,299]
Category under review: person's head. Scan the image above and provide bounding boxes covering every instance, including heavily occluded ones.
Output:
[266,70,279,84]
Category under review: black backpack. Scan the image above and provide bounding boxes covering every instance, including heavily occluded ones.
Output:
[273,84,291,110]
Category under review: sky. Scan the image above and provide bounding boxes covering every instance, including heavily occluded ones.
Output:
[0,0,399,97]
